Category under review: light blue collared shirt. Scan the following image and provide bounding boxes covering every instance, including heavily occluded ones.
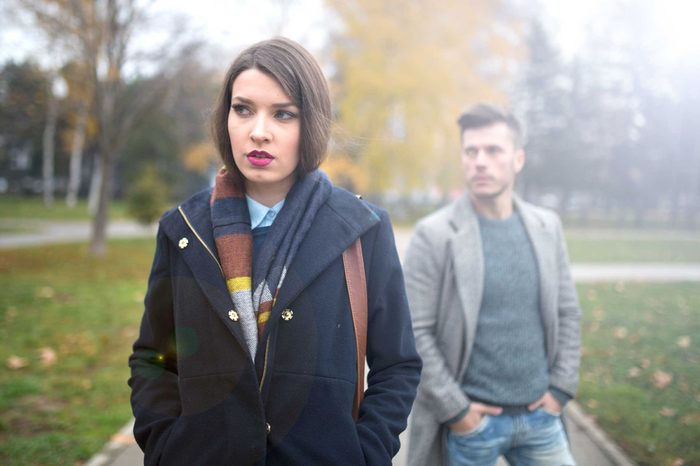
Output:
[246,196,285,229]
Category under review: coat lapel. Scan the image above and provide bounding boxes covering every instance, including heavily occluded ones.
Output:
[160,189,250,357]
[515,197,557,358]
[448,194,483,358]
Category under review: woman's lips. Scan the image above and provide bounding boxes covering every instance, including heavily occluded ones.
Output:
[247,150,274,167]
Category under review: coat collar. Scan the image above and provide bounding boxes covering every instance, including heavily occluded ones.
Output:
[159,187,380,348]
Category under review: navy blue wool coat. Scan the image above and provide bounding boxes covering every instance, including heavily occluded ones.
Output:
[128,186,422,465]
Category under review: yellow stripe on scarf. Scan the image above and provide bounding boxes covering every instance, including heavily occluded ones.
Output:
[226,276,252,293]
[257,311,270,324]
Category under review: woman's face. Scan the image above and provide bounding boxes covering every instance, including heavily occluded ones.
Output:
[228,68,301,205]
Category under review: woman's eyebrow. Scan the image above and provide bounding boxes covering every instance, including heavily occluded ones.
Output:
[231,95,297,108]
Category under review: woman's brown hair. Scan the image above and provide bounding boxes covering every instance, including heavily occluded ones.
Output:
[211,37,332,188]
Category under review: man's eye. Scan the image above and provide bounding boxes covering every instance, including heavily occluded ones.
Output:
[486,147,502,156]
[464,148,478,157]
[232,104,251,116]
[275,110,297,121]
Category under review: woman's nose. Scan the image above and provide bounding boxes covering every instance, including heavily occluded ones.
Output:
[250,115,271,143]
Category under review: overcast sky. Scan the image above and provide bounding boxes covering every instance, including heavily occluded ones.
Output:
[1,0,697,68]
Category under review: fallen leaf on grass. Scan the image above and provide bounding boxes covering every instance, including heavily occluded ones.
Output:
[120,326,137,338]
[586,289,598,302]
[36,286,55,299]
[641,358,651,369]
[627,367,641,378]
[588,322,600,333]
[659,407,677,417]
[652,370,673,389]
[592,307,605,321]
[670,459,685,466]
[5,306,17,322]
[6,355,29,369]
[613,327,628,339]
[681,412,700,426]
[39,347,57,366]
[586,399,599,409]
[677,336,691,348]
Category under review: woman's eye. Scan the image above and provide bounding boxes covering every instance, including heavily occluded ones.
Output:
[232,104,251,116]
[275,110,297,121]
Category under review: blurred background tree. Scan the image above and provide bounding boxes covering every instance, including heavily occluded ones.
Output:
[325,0,524,203]
[0,0,697,231]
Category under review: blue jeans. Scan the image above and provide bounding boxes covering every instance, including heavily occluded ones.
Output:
[446,408,576,466]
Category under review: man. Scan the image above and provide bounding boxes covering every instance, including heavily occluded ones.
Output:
[405,104,581,466]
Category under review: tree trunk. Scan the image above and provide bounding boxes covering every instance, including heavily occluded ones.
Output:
[89,145,114,256]
[66,102,88,207]
[42,90,58,207]
[89,52,119,256]
[88,154,102,215]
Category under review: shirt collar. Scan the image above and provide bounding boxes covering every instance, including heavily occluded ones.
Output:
[246,195,285,229]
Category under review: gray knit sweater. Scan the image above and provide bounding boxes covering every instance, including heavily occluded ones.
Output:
[461,212,549,407]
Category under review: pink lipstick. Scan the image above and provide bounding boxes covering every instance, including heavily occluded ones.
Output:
[247,150,274,167]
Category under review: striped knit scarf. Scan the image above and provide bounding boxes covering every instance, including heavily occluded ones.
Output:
[211,168,332,358]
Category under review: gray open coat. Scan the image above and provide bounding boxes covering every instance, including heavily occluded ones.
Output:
[404,194,581,466]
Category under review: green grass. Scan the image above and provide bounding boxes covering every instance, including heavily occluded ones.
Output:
[0,224,38,234]
[0,239,155,465]
[577,282,700,466]
[566,234,700,263]
[0,196,128,221]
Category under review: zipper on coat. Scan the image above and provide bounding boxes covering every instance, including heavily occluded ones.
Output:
[177,206,224,275]
[177,206,272,394]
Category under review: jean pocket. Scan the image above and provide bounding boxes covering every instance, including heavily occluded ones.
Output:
[540,407,562,417]
[450,415,490,438]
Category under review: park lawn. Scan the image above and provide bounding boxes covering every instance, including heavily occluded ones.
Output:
[0,239,155,466]
[577,281,700,466]
[566,236,700,263]
[2,239,700,466]
[0,195,128,221]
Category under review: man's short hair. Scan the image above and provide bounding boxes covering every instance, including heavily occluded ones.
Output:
[457,103,523,148]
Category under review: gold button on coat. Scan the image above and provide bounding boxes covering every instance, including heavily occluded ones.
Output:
[281,309,293,321]
[228,310,239,321]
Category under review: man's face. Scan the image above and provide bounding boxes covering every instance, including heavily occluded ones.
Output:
[460,122,525,201]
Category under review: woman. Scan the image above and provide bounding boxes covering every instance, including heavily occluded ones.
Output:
[128,37,421,465]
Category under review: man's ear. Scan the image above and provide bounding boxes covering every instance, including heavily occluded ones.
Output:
[514,148,525,174]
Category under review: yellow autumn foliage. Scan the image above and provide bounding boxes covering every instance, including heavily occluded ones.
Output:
[183,142,218,174]
[325,0,525,196]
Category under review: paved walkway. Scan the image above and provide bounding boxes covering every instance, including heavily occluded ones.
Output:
[0,219,156,249]
[86,399,636,466]
[7,221,698,465]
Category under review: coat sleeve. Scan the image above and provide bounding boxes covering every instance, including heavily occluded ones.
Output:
[403,222,470,424]
[356,210,422,465]
[128,225,181,465]
[548,215,581,398]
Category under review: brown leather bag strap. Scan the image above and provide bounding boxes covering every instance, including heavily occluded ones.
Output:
[342,238,367,421]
